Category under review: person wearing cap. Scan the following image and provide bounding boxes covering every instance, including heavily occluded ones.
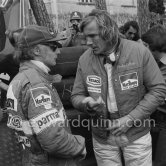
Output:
[6,25,86,166]
[71,9,166,166]
[62,11,86,47]
[142,24,166,166]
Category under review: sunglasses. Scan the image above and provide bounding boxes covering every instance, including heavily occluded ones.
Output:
[41,43,58,52]
[128,32,136,35]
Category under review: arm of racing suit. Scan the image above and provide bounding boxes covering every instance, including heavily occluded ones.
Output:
[129,47,166,120]
[24,83,86,159]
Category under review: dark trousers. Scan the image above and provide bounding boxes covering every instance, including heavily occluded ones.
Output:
[153,111,166,166]
[154,129,166,166]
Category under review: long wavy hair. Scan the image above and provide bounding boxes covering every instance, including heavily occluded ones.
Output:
[80,9,119,47]
[6,29,35,63]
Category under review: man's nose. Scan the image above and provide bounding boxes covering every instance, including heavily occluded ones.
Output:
[73,20,78,24]
[86,37,93,46]
[57,48,60,54]
[131,34,135,39]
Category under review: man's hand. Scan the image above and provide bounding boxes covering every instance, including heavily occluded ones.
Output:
[70,27,77,37]
[106,115,134,136]
[82,96,105,110]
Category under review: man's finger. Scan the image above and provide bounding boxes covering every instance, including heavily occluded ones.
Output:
[112,127,123,135]
[106,124,119,131]
[82,97,94,104]
[112,124,126,135]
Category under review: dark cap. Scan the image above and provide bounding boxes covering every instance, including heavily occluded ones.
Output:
[12,25,64,48]
[70,11,82,21]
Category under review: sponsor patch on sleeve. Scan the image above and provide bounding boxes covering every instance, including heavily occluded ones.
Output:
[86,75,102,87]
[7,113,22,131]
[30,108,65,134]
[7,114,33,135]
[30,87,52,107]
[6,80,20,112]
[88,87,101,93]
[119,72,138,90]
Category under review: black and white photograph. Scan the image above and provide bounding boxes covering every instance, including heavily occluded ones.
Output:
[0,0,166,166]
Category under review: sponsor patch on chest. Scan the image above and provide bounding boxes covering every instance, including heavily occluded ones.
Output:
[86,75,101,87]
[30,87,52,107]
[119,72,138,90]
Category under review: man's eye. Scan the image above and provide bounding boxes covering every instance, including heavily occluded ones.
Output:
[88,34,98,38]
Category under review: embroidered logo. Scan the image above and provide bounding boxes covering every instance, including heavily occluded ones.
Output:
[119,72,138,90]
[31,87,52,107]
[7,81,20,112]
[30,108,65,134]
[35,94,51,106]
[18,135,31,147]
[88,87,101,93]
[87,75,101,87]
[6,98,14,110]
[7,114,22,130]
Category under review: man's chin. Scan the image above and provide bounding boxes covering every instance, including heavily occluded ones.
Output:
[93,50,100,55]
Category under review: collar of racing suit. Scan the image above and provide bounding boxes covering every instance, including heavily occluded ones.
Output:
[31,60,50,73]
[19,61,62,83]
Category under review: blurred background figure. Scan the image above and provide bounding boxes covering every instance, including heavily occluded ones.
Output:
[122,20,141,42]
[118,25,126,39]
[142,24,166,166]
[62,11,86,47]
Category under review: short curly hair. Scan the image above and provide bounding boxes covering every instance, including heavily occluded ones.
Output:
[123,21,139,34]
[123,21,140,40]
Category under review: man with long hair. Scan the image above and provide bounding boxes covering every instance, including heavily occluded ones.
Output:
[71,9,166,166]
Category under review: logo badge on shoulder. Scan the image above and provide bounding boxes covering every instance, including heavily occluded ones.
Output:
[87,75,101,87]
[31,87,52,107]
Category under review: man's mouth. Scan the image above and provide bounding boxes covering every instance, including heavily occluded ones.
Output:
[92,47,98,51]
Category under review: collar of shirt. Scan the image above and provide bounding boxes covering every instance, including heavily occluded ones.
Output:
[103,38,121,64]
[31,60,50,73]
[104,52,116,64]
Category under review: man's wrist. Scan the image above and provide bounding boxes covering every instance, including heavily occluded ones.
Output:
[85,103,96,116]
[126,114,134,126]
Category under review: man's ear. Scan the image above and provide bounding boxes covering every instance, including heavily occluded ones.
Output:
[33,46,40,56]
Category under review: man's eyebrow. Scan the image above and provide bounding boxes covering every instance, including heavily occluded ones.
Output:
[86,33,99,37]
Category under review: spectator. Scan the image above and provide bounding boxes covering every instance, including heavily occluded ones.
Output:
[123,20,141,42]
[6,25,86,166]
[142,24,166,166]
[63,11,86,47]
[71,9,166,166]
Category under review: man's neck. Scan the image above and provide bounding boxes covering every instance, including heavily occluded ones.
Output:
[104,38,120,56]
[31,60,50,73]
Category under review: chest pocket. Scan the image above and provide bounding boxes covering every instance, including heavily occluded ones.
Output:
[117,62,141,91]
[119,72,139,91]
